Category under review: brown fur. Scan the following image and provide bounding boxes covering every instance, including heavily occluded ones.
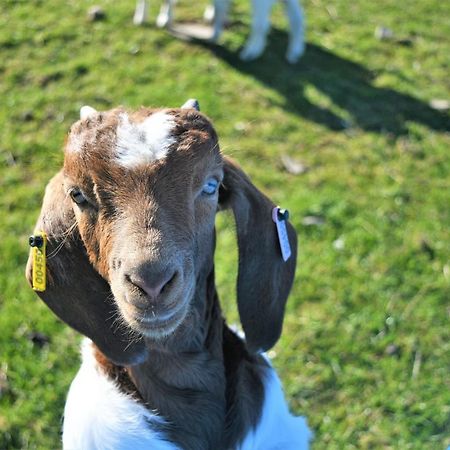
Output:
[26,106,298,450]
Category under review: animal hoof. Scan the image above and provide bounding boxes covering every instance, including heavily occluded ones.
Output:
[286,43,305,64]
[239,46,263,61]
[156,13,170,29]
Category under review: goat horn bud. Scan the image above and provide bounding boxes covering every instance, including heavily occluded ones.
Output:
[181,99,200,111]
[80,105,98,120]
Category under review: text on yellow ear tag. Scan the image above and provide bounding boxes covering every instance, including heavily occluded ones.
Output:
[29,232,47,292]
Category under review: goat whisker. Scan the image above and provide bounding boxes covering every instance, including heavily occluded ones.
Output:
[46,221,78,260]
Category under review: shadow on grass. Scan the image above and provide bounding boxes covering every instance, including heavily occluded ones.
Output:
[193,29,449,135]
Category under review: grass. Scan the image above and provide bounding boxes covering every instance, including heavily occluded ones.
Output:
[0,0,449,448]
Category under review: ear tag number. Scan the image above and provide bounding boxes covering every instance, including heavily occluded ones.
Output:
[272,207,291,262]
[29,231,47,292]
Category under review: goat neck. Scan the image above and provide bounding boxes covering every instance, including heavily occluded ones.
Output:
[94,266,265,450]
[97,268,226,449]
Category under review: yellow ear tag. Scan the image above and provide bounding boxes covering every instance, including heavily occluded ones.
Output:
[29,232,47,292]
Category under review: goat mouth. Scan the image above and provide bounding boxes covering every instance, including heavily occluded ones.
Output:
[136,307,181,326]
[132,305,188,338]
[122,297,190,339]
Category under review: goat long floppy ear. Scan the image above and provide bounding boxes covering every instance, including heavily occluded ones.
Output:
[219,158,298,353]
[25,171,147,366]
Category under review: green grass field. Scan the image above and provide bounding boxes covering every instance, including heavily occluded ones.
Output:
[1,0,449,448]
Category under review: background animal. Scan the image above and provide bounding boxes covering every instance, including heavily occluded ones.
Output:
[25,102,311,449]
[134,0,305,62]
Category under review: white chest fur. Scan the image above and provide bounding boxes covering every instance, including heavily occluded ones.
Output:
[237,367,311,450]
[63,341,311,449]
[63,340,180,450]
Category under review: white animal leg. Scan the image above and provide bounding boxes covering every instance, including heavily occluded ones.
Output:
[240,0,275,61]
[157,0,176,28]
[283,0,305,63]
[133,0,149,25]
[212,0,231,41]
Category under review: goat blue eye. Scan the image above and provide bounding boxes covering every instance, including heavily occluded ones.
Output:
[202,178,219,196]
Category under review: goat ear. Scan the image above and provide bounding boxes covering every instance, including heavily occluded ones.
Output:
[80,105,97,120]
[219,158,298,353]
[25,171,147,366]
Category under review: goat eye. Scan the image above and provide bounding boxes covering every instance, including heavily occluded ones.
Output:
[202,178,219,196]
[69,188,87,205]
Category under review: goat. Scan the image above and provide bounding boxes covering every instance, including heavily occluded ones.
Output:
[134,0,305,63]
[26,100,311,449]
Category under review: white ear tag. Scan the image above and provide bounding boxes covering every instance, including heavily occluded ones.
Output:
[272,207,292,262]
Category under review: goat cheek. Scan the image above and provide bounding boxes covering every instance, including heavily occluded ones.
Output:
[193,217,216,269]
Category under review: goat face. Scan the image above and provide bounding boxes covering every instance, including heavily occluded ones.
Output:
[63,107,222,340]
[26,103,297,365]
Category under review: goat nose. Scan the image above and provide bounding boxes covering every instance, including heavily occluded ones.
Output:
[128,269,175,300]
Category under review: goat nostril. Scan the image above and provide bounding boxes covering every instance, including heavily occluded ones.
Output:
[161,271,176,294]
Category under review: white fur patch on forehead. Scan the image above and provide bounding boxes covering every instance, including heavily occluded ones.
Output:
[115,112,176,168]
